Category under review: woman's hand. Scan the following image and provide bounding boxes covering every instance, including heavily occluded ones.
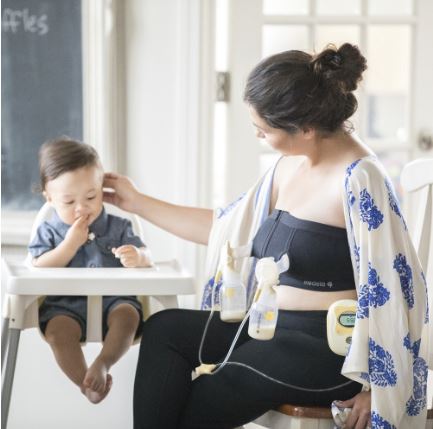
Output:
[336,391,371,429]
[103,172,140,213]
[104,172,213,245]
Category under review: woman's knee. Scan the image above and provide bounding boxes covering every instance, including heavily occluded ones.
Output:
[140,309,198,348]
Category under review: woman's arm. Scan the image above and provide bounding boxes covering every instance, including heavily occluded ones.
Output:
[103,173,213,245]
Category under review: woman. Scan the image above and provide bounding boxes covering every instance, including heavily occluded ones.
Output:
[104,44,429,429]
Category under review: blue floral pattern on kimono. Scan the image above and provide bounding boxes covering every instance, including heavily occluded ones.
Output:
[371,412,396,429]
[202,154,429,428]
[393,253,415,309]
[342,156,429,427]
[357,263,390,319]
[359,189,384,230]
[403,333,428,416]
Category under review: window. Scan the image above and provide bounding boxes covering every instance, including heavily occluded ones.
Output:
[258,0,416,197]
[1,0,83,211]
[215,0,428,204]
[1,0,123,244]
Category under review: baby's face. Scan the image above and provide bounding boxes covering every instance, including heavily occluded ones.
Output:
[44,165,104,226]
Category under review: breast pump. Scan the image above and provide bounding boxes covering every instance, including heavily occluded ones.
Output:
[195,241,364,428]
[196,242,285,376]
[218,241,281,339]
[218,242,247,323]
[248,255,281,339]
[196,241,358,389]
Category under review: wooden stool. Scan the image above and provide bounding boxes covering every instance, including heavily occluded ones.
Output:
[253,405,333,429]
[276,404,332,419]
[253,404,433,429]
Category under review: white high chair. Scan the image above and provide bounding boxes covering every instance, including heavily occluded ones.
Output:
[1,202,195,429]
[246,159,433,429]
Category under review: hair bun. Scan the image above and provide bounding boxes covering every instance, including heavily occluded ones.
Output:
[311,43,367,92]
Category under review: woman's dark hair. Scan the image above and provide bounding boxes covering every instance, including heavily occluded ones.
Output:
[39,136,101,191]
[243,43,367,134]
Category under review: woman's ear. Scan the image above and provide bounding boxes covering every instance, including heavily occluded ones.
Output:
[302,128,316,140]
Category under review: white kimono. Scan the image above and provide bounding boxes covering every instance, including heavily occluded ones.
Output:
[201,155,429,428]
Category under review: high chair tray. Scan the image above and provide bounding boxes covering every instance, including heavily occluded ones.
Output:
[2,258,195,296]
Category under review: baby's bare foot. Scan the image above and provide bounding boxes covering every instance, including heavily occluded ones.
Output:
[83,357,109,394]
[84,374,113,404]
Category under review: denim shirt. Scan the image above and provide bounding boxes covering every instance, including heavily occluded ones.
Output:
[28,208,145,267]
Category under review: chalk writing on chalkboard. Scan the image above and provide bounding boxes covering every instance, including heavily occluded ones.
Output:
[2,8,49,35]
[1,0,82,211]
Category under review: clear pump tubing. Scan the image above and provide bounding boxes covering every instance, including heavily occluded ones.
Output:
[224,362,354,392]
[198,266,355,392]
[198,268,251,368]
[204,307,253,376]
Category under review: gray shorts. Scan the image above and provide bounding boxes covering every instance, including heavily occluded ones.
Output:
[39,295,143,342]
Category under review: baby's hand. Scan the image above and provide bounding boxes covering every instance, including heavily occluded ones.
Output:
[64,216,90,251]
[112,245,141,268]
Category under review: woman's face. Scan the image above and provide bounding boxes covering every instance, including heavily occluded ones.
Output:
[248,105,305,155]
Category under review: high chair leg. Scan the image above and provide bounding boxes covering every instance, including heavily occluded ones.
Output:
[1,317,10,371]
[153,295,179,309]
[1,328,21,429]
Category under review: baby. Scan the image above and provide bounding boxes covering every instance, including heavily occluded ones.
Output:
[28,137,152,404]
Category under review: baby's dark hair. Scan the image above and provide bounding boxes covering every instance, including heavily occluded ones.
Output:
[39,136,102,191]
[244,43,367,134]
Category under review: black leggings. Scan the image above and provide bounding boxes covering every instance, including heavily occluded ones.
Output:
[133,309,361,429]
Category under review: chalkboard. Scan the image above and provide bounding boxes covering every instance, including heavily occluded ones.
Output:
[1,0,83,210]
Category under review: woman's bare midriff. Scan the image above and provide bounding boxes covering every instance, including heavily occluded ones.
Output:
[275,285,357,311]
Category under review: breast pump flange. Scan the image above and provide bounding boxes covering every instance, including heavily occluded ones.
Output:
[218,242,247,323]
[218,242,282,341]
[248,257,280,340]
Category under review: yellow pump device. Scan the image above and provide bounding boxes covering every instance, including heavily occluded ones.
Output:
[326,299,357,356]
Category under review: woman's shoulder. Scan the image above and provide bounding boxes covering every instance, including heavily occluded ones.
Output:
[345,154,387,183]
[273,155,304,181]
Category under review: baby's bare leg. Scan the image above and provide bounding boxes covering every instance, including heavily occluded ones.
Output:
[44,315,86,387]
[83,304,140,400]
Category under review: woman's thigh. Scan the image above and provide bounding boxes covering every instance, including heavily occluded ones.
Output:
[178,315,361,429]
[133,308,251,428]
[138,308,250,367]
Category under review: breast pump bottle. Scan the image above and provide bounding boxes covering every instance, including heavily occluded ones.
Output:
[219,242,246,322]
[248,257,279,340]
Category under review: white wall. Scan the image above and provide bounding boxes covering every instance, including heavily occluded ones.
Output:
[124,0,206,306]
[4,1,202,428]
[125,0,200,277]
